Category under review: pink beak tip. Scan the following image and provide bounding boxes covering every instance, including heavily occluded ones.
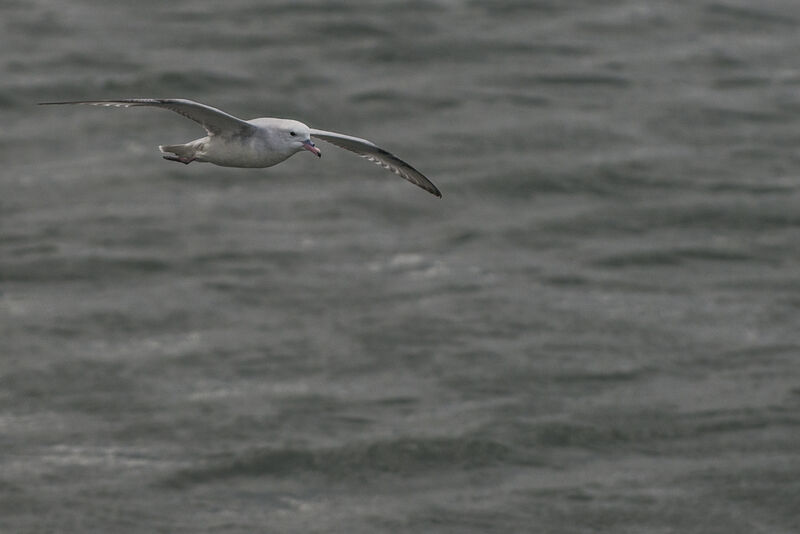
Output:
[303,141,322,157]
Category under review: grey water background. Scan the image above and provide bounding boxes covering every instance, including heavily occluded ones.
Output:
[2,0,800,532]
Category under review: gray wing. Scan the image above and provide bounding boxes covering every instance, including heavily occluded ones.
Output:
[38,98,255,136]
[309,128,441,198]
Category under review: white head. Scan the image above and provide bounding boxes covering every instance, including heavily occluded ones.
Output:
[265,118,321,157]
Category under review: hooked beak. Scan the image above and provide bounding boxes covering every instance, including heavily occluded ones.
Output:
[302,139,321,158]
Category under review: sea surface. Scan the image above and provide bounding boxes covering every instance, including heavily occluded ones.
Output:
[2,1,800,532]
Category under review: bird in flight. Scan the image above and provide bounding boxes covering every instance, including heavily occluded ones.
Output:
[39,98,441,198]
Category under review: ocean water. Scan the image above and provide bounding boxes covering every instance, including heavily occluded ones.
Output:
[2,0,800,532]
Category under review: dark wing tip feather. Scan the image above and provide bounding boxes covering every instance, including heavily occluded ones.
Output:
[367,147,442,198]
[312,131,443,198]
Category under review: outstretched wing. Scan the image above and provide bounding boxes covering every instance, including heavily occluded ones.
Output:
[38,98,255,137]
[309,128,441,198]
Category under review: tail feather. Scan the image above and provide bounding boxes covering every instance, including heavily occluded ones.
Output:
[159,144,194,158]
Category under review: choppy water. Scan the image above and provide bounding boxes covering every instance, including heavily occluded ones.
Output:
[2,1,800,532]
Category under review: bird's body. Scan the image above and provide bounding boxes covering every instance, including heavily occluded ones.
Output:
[39,98,441,197]
[168,118,305,168]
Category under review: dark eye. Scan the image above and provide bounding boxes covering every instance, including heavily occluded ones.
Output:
[290,131,296,137]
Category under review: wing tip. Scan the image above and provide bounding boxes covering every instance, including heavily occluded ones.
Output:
[36,99,154,106]
[37,100,109,106]
[416,179,442,198]
[418,178,442,198]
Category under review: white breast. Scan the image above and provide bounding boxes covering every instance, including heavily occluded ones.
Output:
[198,130,294,168]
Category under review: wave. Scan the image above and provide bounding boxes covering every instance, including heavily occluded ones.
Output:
[163,436,513,487]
